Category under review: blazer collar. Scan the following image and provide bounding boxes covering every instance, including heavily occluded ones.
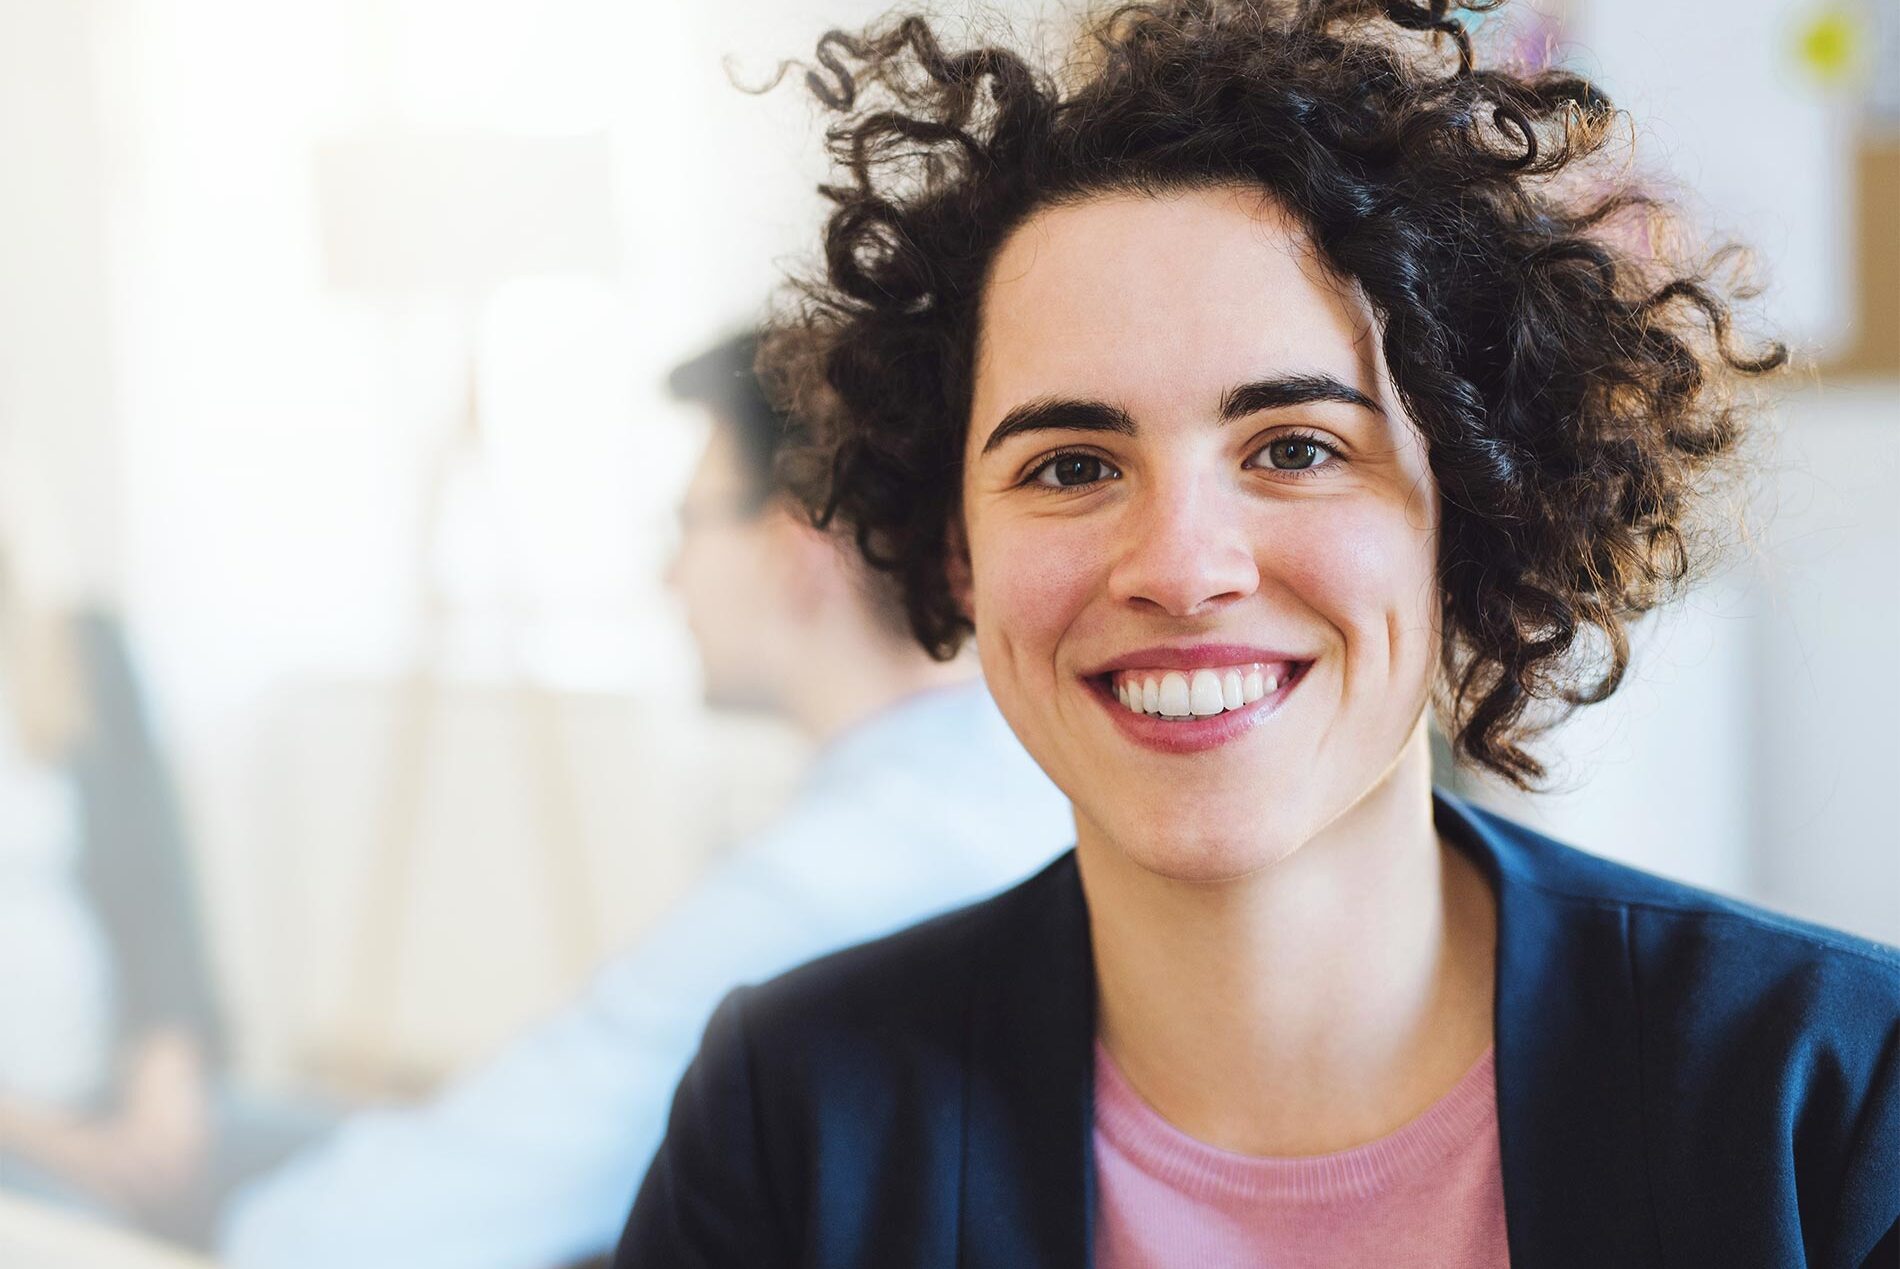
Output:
[959,846,1097,1269]
[1447,791,1664,1267]
[956,788,1661,1268]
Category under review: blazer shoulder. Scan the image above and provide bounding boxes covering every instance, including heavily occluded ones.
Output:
[737,850,1078,1046]
[1622,887,1900,1071]
[1462,798,1900,976]
[1595,865,1900,1267]
[1460,800,1899,1262]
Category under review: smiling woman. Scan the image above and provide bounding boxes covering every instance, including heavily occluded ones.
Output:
[954,188,1444,884]
[614,4,1900,1267]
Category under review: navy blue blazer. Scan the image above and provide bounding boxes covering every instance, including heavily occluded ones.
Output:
[616,789,1900,1267]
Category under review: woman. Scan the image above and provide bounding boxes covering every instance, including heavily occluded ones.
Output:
[0,563,324,1249]
[0,586,224,1239]
[617,2,1899,1265]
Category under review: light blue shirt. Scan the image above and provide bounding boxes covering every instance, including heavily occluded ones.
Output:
[220,681,1073,1269]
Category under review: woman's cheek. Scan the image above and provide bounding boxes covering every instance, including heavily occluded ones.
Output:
[973,519,1100,645]
[1270,503,1436,664]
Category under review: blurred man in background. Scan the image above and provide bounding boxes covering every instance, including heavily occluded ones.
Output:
[218,332,1073,1269]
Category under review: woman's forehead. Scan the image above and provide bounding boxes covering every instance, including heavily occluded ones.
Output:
[970,186,1388,440]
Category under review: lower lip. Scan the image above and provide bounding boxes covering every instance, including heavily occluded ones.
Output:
[1087,664,1309,755]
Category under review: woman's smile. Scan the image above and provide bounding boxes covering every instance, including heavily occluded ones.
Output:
[1080,644,1317,755]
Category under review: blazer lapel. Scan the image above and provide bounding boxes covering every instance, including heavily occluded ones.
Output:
[957,853,1096,1269]
[1439,792,1664,1268]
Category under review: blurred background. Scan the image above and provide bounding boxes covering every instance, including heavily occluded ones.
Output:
[0,0,1892,1264]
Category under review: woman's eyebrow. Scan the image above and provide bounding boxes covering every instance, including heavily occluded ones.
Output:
[980,372,1382,457]
[1219,373,1384,421]
[979,397,1136,456]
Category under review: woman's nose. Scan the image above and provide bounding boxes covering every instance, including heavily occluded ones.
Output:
[1105,477,1260,618]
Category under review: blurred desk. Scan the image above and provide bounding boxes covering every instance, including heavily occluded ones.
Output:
[0,1190,215,1268]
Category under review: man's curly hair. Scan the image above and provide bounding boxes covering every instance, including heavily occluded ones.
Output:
[759,0,1786,788]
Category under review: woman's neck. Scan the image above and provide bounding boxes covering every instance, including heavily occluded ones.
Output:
[1078,730,1497,1156]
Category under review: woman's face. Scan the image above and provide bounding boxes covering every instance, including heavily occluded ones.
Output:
[957,186,1442,881]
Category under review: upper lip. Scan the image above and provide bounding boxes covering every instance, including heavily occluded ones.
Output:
[1081,643,1314,676]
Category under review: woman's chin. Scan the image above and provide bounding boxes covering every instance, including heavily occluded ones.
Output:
[1094,820,1307,885]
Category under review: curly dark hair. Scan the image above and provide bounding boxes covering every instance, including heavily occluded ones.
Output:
[759,0,1786,788]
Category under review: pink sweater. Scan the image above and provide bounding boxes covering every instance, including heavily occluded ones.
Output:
[1092,1042,1510,1268]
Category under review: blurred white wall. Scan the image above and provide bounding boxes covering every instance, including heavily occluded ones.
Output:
[1471,382,1900,948]
[0,0,122,605]
[1469,577,1758,896]
[1746,383,1900,943]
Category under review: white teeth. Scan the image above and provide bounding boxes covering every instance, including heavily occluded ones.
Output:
[1158,672,1191,717]
[1188,670,1224,716]
[1111,661,1297,719]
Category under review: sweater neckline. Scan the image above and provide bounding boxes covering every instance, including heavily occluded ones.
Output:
[1092,1039,1499,1204]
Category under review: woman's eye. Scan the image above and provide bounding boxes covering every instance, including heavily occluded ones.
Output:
[1252,435,1336,472]
[1030,453,1118,488]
